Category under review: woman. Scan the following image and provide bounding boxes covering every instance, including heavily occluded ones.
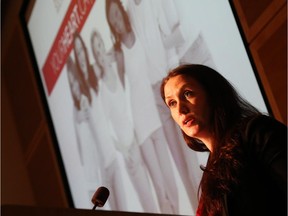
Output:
[160,64,287,216]
[90,29,159,213]
[66,56,99,182]
[105,0,179,214]
[73,32,127,211]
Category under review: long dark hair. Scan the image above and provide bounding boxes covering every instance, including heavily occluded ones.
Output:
[66,56,91,110]
[73,31,99,94]
[161,64,261,215]
[105,0,132,50]
[105,0,128,87]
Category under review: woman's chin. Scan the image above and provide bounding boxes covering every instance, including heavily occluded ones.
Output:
[184,124,201,138]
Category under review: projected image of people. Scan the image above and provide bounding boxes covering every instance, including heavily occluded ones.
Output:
[66,56,99,183]
[105,0,179,213]
[69,32,127,211]
[27,0,276,214]
[90,29,159,213]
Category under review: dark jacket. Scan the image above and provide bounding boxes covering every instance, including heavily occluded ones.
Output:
[227,115,287,216]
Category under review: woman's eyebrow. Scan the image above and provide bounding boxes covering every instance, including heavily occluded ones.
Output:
[164,95,172,102]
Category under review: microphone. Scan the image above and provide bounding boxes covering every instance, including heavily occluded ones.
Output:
[91,186,110,210]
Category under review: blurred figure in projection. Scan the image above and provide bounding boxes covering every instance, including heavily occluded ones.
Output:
[127,0,203,211]
[105,0,179,214]
[164,0,215,68]
[90,29,158,213]
[72,32,127,211]
[66,55,100,185]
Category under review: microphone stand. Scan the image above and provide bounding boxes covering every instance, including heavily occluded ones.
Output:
[92,202,100,210]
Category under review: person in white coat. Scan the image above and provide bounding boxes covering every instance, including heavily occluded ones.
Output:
[72,32,127,211]
[90,29,158,213]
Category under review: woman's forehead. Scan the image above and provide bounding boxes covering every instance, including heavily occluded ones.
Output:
[164,74,205,95]
[166,74,198,87]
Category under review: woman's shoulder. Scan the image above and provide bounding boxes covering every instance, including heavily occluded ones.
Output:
[243,114,286,134]
[240,114,287,161]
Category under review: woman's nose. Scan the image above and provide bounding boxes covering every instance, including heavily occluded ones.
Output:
[178,101,189,114]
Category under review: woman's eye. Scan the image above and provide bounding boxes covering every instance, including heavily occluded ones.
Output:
[184,90,193,98]
[167,100,176,108]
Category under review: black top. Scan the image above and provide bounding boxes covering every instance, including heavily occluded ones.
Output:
[227,115,287,216]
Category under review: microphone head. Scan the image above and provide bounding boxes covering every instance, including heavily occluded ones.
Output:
[91,186,110,207]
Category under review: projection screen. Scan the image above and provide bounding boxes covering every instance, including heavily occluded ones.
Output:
[24,0,268,215]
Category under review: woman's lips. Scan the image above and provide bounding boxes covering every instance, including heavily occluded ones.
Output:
[183,117,195,127]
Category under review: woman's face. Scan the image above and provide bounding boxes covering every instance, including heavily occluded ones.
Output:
[164,74,211,140]
[74,37,88,79]
[92,34,106,68]
[108,1,126,35]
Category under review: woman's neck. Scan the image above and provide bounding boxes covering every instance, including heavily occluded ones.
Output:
[196,130,214,153]
[200,137,214,153]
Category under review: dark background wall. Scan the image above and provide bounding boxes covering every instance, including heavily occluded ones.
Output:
[1,0,287,209]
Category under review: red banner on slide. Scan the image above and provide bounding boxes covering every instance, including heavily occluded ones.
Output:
[42,0,96,95]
